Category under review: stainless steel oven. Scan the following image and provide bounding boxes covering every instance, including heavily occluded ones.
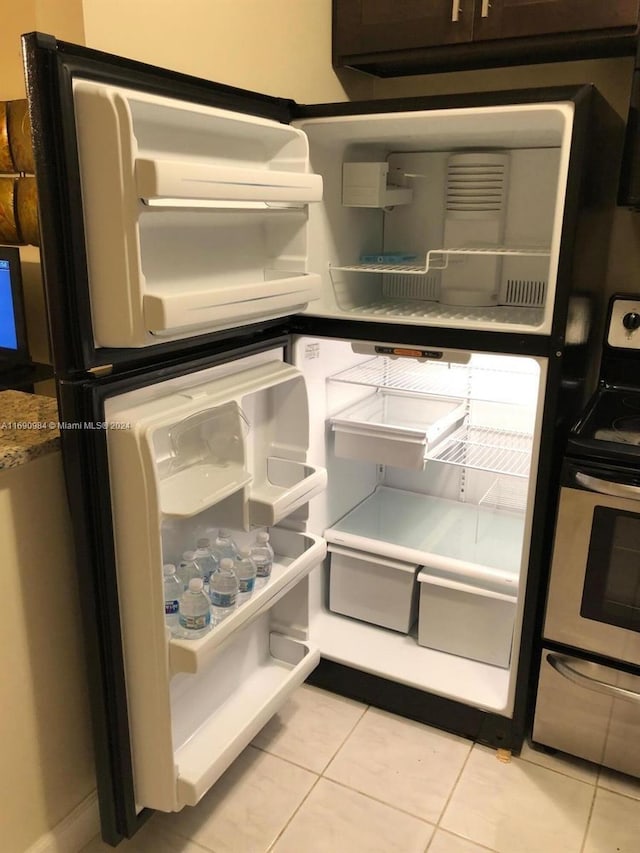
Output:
[533,295,640,778]
[544,460,640,665]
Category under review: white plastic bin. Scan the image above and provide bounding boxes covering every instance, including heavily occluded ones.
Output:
[331,391,466,470]
[417,569,516,668]
[329,544,419,633]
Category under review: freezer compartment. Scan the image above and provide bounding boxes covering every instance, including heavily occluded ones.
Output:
[533,648,640,777]
[331,392,466,470]
[417,570,516,668]
[72,79,322,347]
[328,544,419,633]
[173,627,319,808]
[170,529,325,674]
[298,104,571,334]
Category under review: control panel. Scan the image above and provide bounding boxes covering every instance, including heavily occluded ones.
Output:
[608,297,640,349]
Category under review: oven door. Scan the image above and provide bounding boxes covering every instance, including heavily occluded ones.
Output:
[544,460,640,666]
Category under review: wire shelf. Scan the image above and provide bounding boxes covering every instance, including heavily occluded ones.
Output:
[428,425,532,477]
[330,246,551,277]
[329,357,538,406]
[479,477,529,513]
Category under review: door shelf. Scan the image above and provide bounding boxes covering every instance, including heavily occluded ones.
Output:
[428,423,532,477]
[330,246,550,277]
[159,463,251,518]
[175,633,319,807]
[169,530,326,675]
[248,457,328,526]
[136,157,323,207]
[331,391,467,470]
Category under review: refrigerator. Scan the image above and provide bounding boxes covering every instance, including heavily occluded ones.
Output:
[23,32,620,845]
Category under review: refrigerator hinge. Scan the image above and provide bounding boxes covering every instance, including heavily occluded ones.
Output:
[88,364,114,377]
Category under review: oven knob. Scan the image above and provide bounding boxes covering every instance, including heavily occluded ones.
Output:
[623,311,640,331]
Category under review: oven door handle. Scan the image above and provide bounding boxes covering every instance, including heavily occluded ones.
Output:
[547,653,640,705]
[575,472,640,501]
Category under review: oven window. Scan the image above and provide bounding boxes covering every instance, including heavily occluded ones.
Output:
[581,507,640,632]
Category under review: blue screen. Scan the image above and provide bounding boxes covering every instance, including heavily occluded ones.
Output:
[0,260,18,350]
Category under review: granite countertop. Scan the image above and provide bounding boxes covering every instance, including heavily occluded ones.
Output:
[0,390,60,470]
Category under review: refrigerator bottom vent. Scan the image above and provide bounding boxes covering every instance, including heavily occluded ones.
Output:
[503,279,546,308]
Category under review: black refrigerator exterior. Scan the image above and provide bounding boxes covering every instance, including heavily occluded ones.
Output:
[23,32,619,845]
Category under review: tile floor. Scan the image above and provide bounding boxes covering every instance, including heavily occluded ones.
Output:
[83,684,640,853]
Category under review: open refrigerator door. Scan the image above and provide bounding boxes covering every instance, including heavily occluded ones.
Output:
[101,347,326,812]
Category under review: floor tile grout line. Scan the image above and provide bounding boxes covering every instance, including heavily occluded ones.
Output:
[517,749,599,786]
[250,698,370,775]
[578,776,599,853]
[317,774,439,828]
[430,739,475,833]
[264,771,324,853]
[260,690,373,853]
[317,700,370,776]
[426,826,502,853]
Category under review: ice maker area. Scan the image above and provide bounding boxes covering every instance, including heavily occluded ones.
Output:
[298,103,571,335]
[298,337,544,715]
[103,351,326,812]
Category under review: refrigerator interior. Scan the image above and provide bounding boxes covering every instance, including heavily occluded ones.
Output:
[296,336,547,715]
[70,75,575,350]
[103,347,327,812]
[297,104,573,336]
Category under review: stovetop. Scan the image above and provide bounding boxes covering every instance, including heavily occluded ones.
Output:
[568,295,640,467]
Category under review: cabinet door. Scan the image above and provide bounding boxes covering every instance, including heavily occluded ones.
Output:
[333,0,473,60]
[473,0,640,42]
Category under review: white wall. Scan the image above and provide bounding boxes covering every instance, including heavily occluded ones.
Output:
[81,0,373,103]
[0,453,95,853]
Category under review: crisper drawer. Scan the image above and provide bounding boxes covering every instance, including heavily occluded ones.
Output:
[331,391,466,470]
[328,544,419,633]
[533,648,640,777]
[417,570,516,668]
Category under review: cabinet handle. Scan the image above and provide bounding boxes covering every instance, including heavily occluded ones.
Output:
[547,653,640,705]
[452,0,461,22]
[481,0,491,17]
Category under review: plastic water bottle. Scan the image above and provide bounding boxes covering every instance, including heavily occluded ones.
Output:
[193,538,218,594]
[235,547,257,604]
[178,578,211,639]
[250,531,274,588]
[212,529,239,564]
[210,557,238,625]
[177,550,203,590]
[163,564,182,635]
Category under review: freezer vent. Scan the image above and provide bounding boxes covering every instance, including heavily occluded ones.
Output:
[446,153,509,219]
[503,279,546,308]
[383,274,439,302]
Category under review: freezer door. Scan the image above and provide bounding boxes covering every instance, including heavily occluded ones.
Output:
[23,33,322,373]
[58,342,326,842]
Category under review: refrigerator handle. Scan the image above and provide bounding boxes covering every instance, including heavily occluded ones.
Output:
[481,0,491,17]
[575,472,640,502]
[547,654,640,705]
[452,0,462,22]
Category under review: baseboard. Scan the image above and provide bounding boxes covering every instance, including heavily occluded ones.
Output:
[25,791,100,853]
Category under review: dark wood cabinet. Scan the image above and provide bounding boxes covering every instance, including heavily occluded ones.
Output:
[334,0,472,58]
[473,0,640,43]
[333,0,640,76]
